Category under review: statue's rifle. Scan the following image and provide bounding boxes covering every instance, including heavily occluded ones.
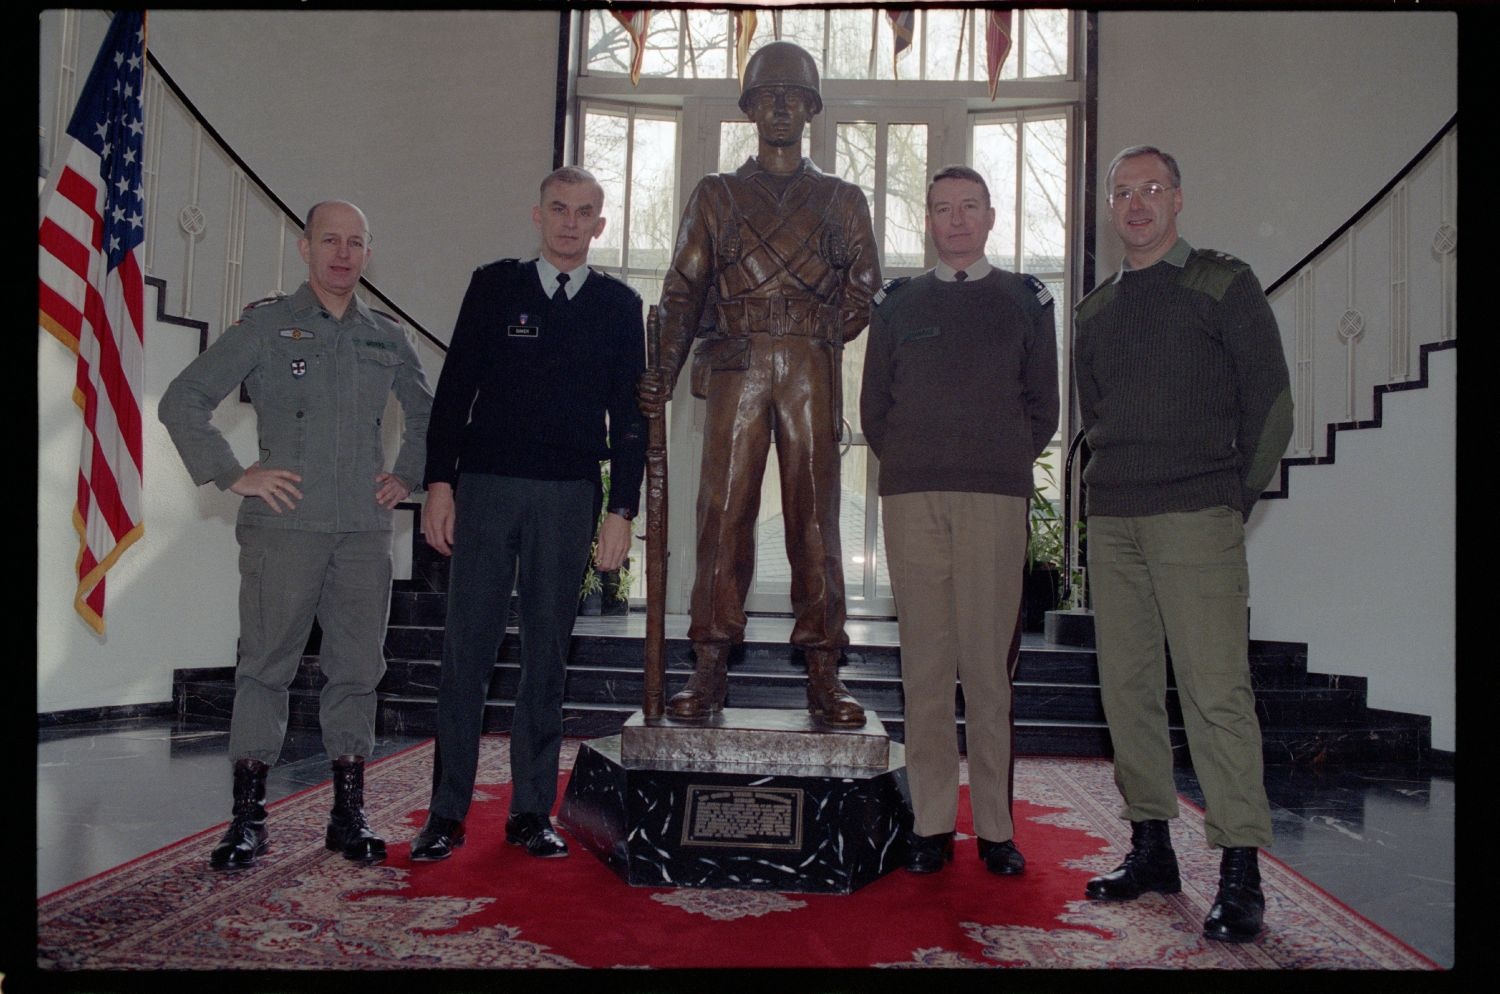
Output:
[642,305,669,719]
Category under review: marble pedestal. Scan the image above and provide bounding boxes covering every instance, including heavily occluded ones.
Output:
[558,709,912,894]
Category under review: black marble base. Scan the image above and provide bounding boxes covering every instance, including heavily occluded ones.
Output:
[559,733,912,894]
[1044,608,1096,647]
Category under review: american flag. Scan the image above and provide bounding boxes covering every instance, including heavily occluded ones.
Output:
[38,11,148,635]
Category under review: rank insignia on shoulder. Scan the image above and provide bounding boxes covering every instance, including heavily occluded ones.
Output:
[873,276,911,307]
[1023,274,1053,306]
[289,358,307,378]
[279,327,314,340]
[245,292,286,310]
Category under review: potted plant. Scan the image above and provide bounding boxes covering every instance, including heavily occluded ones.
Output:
[579,460,636,616]
[1023,457,1064,631]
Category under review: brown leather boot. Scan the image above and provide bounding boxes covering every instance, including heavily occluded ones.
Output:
[806,649,866,727]
[666,643,729,719]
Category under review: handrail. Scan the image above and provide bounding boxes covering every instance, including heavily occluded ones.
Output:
[144,52,448,354]
[1264,113,1456,296]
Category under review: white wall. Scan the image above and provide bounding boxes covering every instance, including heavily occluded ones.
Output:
[1094,11,1457,282]
[38,293,248,713]
[1246,348,1455,751]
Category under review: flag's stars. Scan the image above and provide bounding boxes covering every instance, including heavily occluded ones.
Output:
[94,121,108,142]
[101,141,112,159]
[116,175,130,195]
[123,148,136,166]
[128,53,141,71]
[127,118,143,137]
[128,211,143,230]
[109,234,121,253]
[112,205,125,223]
[114,51,123,67]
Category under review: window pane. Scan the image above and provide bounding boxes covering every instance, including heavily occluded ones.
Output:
[885,124,928,268]
[827,9,875,79]
[628,117,678,275]
[719,122,757,172]
[583,110,628,269]
[584,10,632,76]
[639,13,682,77]
[684,10,731,79]
[834,122,877,204]
[777,8,826,71]
[923,9,970,82]
[972,120,1018,270]
[1021,116,1067,275]
[1023,9,1070,78]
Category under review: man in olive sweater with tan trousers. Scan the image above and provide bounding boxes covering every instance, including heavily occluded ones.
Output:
[862,165,1058,878]
[1074,145,1293,943]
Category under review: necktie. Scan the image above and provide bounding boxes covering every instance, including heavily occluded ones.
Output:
[954,270,968,282]
[552,272,570,302]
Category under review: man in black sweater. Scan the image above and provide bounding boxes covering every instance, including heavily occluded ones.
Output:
[1073,146,1292,943]
[410,167,645,861]
[862,165,1058,877]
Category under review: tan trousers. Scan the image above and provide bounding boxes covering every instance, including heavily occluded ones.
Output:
[884,492,1026,841]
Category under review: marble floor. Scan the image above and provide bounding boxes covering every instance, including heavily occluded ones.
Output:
[36,716,1454,968]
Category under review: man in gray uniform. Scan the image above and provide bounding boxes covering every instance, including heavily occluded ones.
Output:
[862,165,1058,877]
[160,200,432,870]
[1073,146,1292,942]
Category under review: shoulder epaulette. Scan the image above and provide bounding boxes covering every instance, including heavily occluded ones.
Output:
[1020,273,1054,308]
[370,307,402,325]
[1178,249,1249,301]
[475,257,521,275]
[873,276,912,307]
[244,292,287,311]
[1073,280,1117,322]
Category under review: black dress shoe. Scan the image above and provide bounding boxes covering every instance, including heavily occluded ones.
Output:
[1203,847,1265,943]
[410,814,465,862]
[904,831,954,874]
[505,812,568,858]
[978,837,1026,875]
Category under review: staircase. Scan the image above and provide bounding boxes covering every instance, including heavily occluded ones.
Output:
[173,532,1432,766]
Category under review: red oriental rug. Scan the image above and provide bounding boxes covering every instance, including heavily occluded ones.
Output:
[36,737,1438,971]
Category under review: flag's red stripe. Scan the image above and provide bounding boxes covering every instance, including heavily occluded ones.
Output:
[39,217,95,284]
[90,286,145,470]
[38,280,85,343]
[86,434,134,541]
[119,251,145,347]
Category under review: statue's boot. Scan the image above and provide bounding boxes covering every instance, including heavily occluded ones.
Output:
[806,649,866,727]
[666,642,729,719]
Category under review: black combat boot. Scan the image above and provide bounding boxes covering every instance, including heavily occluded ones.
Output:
[1202,846,1265,943]
[209,758,269,871]
[1084,818,1181,900]
[324,756,387,864]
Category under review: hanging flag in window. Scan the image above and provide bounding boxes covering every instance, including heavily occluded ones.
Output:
[611,9,652,86]
[986,10,1014,100]
[38,10,149,635]
[887,10,916,79]
[734,10,758,85]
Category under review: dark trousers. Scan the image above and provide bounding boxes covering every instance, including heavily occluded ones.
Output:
[428,474,595,821]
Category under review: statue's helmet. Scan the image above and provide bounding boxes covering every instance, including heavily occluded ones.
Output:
[738,41,822,115]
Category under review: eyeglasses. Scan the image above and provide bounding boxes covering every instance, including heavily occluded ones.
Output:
[1108,182,1175,206]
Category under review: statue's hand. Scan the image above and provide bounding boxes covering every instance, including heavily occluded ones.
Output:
[638,370,669,418]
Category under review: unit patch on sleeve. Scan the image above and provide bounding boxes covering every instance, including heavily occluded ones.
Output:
[1023,275,1053,307]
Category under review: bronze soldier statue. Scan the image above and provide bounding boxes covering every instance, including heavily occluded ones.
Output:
[639,41,882,727]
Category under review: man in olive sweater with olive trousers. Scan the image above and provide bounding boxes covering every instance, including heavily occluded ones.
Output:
[1074,145,1293,943]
